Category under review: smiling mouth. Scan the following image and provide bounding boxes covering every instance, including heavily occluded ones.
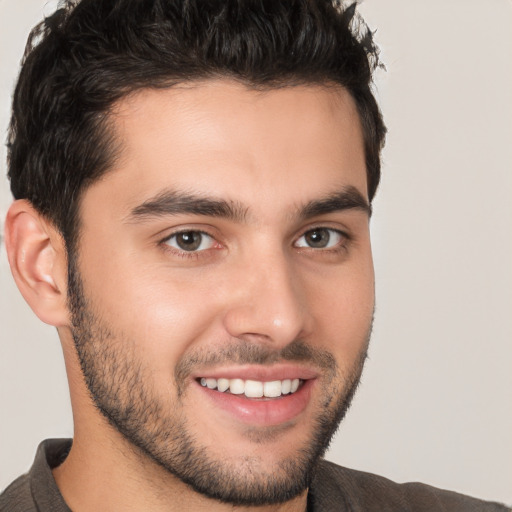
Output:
[198,377,304,398]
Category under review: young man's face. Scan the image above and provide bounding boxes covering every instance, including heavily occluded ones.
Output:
[66,80,374,505]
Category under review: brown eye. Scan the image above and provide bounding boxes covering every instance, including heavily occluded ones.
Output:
[295,228,343,249]
[165,231,214,252]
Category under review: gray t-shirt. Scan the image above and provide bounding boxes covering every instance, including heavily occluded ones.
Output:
[1,439,509,511]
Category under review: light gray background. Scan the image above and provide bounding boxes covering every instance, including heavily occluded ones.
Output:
[1,0,511,505]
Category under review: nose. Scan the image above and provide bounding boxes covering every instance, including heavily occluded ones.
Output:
[222,251,311,347]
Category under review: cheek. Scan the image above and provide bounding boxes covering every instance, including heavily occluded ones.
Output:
[306,258,374,359]
[78,248,226,365]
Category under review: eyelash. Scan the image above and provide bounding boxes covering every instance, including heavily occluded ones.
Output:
[158,226,350,259]
[160,229,219,260]
[294,227,350,253]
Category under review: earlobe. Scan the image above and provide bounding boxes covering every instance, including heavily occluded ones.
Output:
[4,199,69,327]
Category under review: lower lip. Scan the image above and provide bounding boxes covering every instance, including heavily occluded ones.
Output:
[196,380,314,427]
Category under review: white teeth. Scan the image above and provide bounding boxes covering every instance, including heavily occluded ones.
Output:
[244,380,264,398]
[263,380,282,398]
[281,379,292,395]
[217,378,230,392]
[229,378,245,395]
[205,378,217,389]
[199,377,303,397]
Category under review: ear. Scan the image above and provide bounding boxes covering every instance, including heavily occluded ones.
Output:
[4,199,70,327]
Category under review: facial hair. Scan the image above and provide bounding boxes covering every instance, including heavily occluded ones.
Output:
[67,255,371,506]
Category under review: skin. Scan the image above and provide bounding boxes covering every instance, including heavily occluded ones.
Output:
[5,80,374,511]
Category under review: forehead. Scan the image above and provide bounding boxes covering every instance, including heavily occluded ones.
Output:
[85,80,367,218]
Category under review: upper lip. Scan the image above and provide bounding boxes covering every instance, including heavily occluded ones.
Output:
[191,363,319,382]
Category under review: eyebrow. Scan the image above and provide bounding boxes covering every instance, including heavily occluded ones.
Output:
[126,190,249,223]
[298,186,371,219]
[125,185,370,224]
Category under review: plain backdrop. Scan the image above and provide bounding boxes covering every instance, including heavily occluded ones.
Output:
[1,0,511,505]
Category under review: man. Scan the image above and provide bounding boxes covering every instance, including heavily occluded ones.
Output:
[0,0,509,510]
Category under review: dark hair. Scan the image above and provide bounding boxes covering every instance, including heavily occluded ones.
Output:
[7,0,386,248]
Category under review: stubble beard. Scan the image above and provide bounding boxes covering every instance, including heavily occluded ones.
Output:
[67,255,371,506]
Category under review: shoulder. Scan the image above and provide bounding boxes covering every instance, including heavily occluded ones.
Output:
[0,473,36,512]
[309,459,510,512]
[0,439,72,512]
